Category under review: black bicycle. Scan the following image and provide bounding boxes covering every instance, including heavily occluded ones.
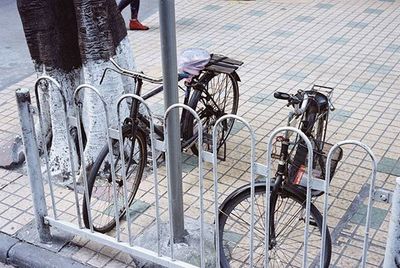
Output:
[218,85,342,267]
[82,53,242,233]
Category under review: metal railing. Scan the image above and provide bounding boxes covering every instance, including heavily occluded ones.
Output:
[16,75,393,267]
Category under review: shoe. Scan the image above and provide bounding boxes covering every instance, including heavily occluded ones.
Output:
[129,19,149,31]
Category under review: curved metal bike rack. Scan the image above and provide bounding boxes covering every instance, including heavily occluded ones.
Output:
[116,94,161,251]
[265,126,314,268]
[320,140,377,268]
[22,77,384,267]
[33,76,63,221]
[211,114,256,268]
[164,103,205,267]
[73,84,119,236]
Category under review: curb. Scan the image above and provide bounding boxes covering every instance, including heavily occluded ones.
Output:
[0,233,18,263]
[0,232,91,268]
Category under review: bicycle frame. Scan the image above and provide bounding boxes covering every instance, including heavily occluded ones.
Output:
[124,70,211,149]
[269,86,334,243]
[101,55,242,157]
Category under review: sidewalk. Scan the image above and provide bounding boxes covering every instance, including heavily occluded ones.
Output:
[1,0,400,267]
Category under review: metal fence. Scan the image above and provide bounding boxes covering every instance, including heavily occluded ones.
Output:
[15,75,396,267]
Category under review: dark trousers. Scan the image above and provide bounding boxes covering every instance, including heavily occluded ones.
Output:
[118,0,140,20]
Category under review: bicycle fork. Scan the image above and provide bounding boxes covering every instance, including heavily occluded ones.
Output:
[269,137,289,249]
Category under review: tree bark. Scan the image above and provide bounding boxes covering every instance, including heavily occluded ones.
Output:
[17,0,135,179]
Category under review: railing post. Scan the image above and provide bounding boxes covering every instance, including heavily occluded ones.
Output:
[383,177,400,267]
[16,88,52,243]
[158,0,185,242]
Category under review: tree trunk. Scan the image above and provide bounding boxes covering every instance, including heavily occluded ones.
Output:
[46,68,81,178]
[17,0,134,179]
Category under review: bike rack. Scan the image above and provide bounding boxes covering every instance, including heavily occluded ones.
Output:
[205,118,323,267]
[22,76,386,267]
[265,127,315,268]
[73,84,124,237]
[116,94,161,250]
[210,114,257,267]
[37,81,201,267]
[164,103,206,267]
[33,75,64,222]
[321,140,377,268]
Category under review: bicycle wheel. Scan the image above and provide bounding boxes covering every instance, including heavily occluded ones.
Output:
[82,128,147,233]
[219,183,331,267]
[182,72,239,155]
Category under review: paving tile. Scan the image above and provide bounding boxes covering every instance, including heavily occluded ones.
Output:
[304,54,328,64]
[248,10,267,17]
[331,109,352,122]
[104,259,130,268]
[87,253,111,267]
[364,8,384,15]
[326,36,350,45]
[247,45,271,54]
[230,121,245,135]
[72,247,96,263]
[176,18,196,26]
[350,204,387,229]
[367,63,393,75]
[315,3,335,9]
[391,165,400,177]
[202,4,222,11]
[193,40,214,49]
[248,93,275,106]
[126,200,151,221]
[270,30,294,38]
[1,221,23,235]
[280,70,307,82]
[385,44,400,53]
[223,23,242,31]
[348,81,375,94]
[377,157,400,176]
[294,16,315,23]
[345,21,369,29]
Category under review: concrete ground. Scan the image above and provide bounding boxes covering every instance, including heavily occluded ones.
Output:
[1,0,399,267]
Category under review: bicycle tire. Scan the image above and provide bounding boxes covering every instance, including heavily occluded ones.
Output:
[182,72,239,155]
[219,183,332,267]
[82,128,147,233]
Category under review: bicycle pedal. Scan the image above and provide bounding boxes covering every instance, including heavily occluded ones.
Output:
[300,217,318,227]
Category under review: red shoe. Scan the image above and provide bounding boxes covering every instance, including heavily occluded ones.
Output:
[129,19,149,31]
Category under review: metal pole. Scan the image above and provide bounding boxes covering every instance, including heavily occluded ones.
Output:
[383,177,400,268]
[16,88,52,243]
[158,0,185,242]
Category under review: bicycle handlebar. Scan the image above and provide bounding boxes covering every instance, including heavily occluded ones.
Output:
[274,90,309,115]
[100,58,164,85]
[275,86,336,116]
[294,92,308,115]
[273,92,291,100]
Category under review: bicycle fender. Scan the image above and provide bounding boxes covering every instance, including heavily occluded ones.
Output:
[231,71,241,82]
[219,181,271,210]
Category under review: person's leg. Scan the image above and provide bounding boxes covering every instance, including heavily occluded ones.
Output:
[130,0,139,20]
[118,0,131,12]
[129,0,149,30]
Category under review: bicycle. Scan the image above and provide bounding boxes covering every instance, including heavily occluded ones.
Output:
[218,85,343,267]
[82,50,243,233]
